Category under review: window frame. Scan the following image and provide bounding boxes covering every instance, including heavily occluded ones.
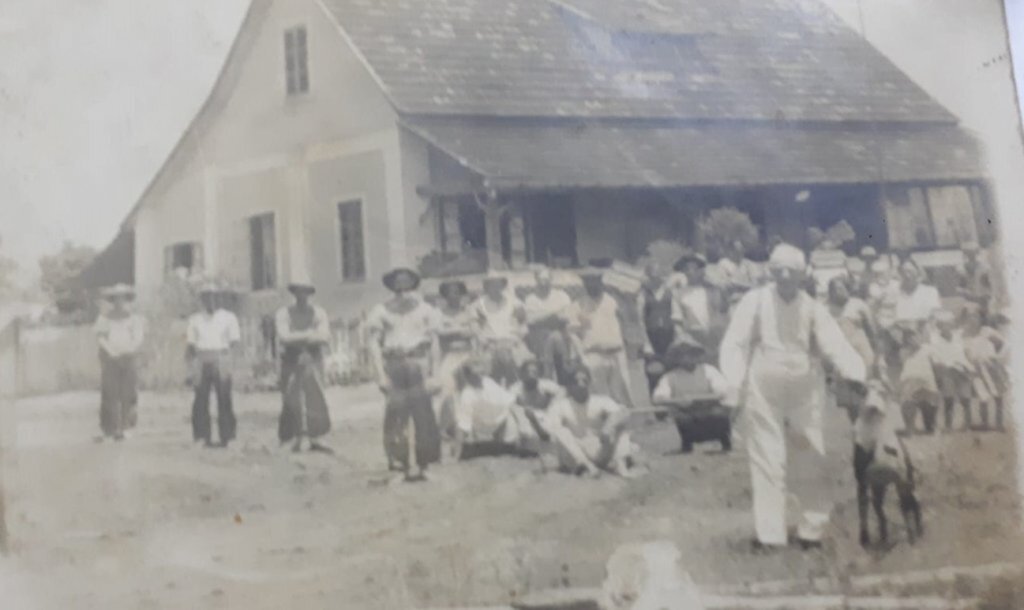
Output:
[248,211,279,292]
[283,25,310,96]
[335,196,369,283]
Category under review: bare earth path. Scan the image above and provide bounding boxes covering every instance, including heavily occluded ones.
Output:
[0,386,1021,609]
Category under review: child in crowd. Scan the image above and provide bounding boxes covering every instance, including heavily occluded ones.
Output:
[896,322,941,435]
[962,303,1009,431]
[652,334,732,453]
[929,309,976,431]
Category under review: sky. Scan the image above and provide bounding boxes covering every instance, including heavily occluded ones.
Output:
[0,0,249,284]
[0,0,1022,286]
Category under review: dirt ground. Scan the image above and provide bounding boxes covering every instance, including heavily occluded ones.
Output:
[0,385,1021,609]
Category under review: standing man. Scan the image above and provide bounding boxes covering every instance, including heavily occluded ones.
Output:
[636,260,682,395]
[276,277,334,453]
[186,281,241,448]
[472,274,527,386]
[94,284,146,442]
[567,269,633,408]
[715,240,762,292]
[959,241,994,317]
[523,268,573,384]
[894,259,942,329]
[720,244,866,551]
[366,267,443,481]
[675,252,727,362]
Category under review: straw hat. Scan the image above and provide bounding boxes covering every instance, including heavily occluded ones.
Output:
[673,252,708,271]
[382,267,421,292]
[665,333,706,360]
[288,269,317,295]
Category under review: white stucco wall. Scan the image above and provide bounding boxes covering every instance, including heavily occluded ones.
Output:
[130,0,430,317]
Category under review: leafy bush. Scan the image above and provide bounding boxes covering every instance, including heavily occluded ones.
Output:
[696,208,759,260]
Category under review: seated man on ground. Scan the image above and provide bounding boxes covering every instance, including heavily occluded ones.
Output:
[652,334,733,453]
[546,365,639,478]
[509,359,564,450]
[454,357,536,459]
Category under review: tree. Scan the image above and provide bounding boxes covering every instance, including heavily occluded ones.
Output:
[695,207,760,260]
[38,242,97,314]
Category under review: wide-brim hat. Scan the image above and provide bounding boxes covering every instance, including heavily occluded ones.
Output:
[438,279,468,298]
[665,333,706,359]
[578,267,605,280]
[673,252,707,271]
[860,246,878,258]
[197,279,221,295]
[382,267,421,292]
[102,283,135,300]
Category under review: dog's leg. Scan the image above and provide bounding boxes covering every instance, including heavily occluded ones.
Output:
[854,446,872,547]
[897,483,921,544]
[872,482,889,545]
[858,479,870,547]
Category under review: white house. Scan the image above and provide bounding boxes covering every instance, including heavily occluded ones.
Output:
[114,0,990,320]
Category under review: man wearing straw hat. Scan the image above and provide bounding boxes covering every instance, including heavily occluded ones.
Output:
[720,243,866,551]
[366,267,443,481]
[186,280,241,448]
[275,274,334,453]
[93,283,146,442]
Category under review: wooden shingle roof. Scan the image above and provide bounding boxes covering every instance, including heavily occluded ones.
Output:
[404,117,983,190]
[320,0,956,123]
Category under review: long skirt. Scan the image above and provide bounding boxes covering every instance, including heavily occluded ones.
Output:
[583,348,634,408]
[99,354,138,437]
[278,345,331,443]
[383,356,442,470]
[98,352,138,438]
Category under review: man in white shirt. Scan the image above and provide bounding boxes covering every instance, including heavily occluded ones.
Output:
[894,259,942,327]
[720,244,866,551]
[546,365,637,478]
[523,268,573,384]
[187,281,241,448]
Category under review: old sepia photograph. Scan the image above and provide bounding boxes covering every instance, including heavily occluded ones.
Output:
[2,0,1024,608]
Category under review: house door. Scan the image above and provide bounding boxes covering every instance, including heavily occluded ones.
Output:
[526,196,578,267]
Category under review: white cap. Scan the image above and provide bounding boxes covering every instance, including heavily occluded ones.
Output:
[768,243,806,271]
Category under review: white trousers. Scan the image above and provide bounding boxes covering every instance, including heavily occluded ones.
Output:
[743,352,831,545]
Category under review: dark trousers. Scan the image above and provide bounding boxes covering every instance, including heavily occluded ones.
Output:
[192,361,236,445]
[382,357,441,471]
[100,354,138,437]
[901,399,938,434]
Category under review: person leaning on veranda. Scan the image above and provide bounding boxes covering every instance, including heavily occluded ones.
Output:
[471,274,529,387]
[720,243,866,552]
[93,283,146,442]
[366,267,443,481]
[958,241,996,319]
[522,267,573,385]
[636,259,684,395]
[546,364,638,478]
[435,279,476,438]
[275,277,334,454]
[186,281,241,448]
[674,251,728,362]
[566,269,634,408]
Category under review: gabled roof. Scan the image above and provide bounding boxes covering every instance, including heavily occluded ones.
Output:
[405,117,983,191]
[319,0,955,123]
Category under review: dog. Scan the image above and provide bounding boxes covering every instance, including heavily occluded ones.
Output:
[844,379,924,548]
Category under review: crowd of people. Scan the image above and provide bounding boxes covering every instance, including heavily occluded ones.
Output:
[89,236,1010,551]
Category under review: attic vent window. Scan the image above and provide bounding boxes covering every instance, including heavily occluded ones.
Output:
[284,26,310,95]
